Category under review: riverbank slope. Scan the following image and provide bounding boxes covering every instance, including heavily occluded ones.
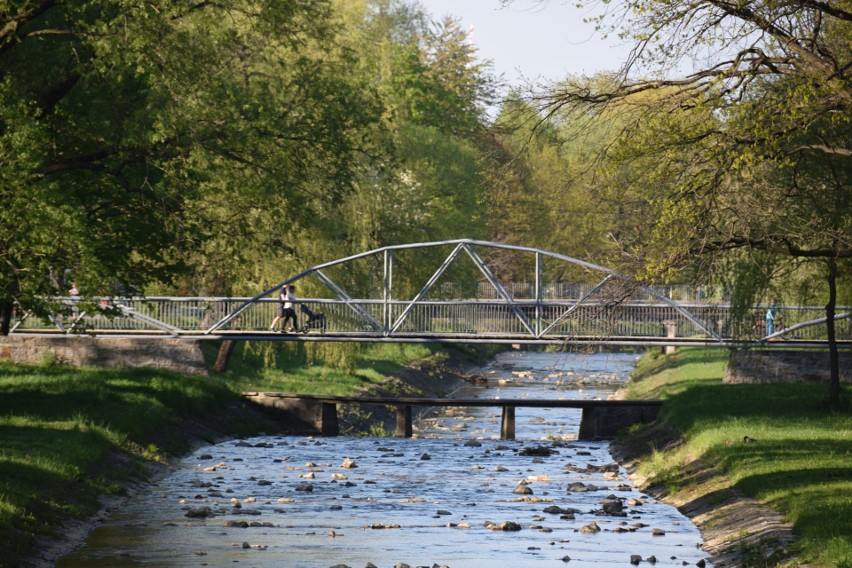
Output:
[612,348,851,568]
[1,342,487,568]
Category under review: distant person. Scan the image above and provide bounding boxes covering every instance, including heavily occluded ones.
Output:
[69,282,80,320]
[766,299,779,336]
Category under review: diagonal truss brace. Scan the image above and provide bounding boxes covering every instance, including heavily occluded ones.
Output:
[314,269,384,332]
[113,302,183,336]
[390,243,465,334]
[764,311,850,341]
[539,274,616,337]
[462,244,536,336]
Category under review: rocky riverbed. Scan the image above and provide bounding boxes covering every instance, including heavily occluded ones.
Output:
[59,434,712,567]
[57,351,715,568]
[41,349,799,568]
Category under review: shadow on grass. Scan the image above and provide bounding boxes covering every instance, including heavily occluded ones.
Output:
[0,424,121,517]
[733,466,852,544]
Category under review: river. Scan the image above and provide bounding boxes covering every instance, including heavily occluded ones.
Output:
[58,350,712,568]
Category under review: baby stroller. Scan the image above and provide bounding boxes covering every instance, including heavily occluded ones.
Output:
[299,304,327,334]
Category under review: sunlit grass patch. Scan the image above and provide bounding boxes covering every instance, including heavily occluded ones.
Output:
[0,360,252,566]
[211,340,445,395]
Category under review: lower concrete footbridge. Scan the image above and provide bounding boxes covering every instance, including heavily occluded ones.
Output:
[243,392,664,441]
[10,240,851,348]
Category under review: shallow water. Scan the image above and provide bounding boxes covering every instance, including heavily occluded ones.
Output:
[59,351,712,568]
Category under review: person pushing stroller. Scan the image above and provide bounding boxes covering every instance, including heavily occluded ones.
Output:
[269,284,298,333]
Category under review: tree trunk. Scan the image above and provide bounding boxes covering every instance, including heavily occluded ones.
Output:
[826,258,840,408]
[0,299,12,336]
[214,340,236,374]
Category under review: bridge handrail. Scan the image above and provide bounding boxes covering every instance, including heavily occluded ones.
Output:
[41,295,852,309]
[12,295,851,343]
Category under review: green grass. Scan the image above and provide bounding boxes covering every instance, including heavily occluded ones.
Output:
[0,340,474,567]
[0,362,240,566]
[202,340,446,394]
[623,348,852,567]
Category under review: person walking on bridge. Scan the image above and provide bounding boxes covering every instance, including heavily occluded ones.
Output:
[281,284,298,332]
[269,284,290,332]
[270,284,298,333]
[766,299,779,336]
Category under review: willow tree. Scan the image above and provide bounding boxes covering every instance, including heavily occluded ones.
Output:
[310,1,500,299]
[529,0,852,405]
[0,0,385,332]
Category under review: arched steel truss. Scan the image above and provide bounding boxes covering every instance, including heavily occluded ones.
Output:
[206,239,723,342]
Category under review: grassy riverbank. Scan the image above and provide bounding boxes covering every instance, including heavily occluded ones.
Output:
[618,348,851,567]
[0,341,486,568]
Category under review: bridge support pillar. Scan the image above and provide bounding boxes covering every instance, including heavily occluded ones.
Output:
[662,320,678,354]
[320,402,339,436]
[500,406,516,440]
[395,405,413,438]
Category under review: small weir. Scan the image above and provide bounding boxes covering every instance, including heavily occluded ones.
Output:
[59,351,713,568]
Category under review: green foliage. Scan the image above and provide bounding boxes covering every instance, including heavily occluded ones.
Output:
[207,339,438,393]
[0,0,392,315]
[530,6,852,277]
[530,0,851,401]
[488,88,653,279]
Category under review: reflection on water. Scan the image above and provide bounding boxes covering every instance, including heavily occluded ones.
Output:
[59,351,712,568]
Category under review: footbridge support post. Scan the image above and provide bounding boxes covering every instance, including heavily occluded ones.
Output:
[320,402,339,436]
[501,406,516,440]
[662,320,678,354]
[395,405,413,438]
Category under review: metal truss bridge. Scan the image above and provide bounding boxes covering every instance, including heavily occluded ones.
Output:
[12,240,851,348]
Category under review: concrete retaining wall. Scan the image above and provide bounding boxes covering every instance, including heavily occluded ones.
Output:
[725,349,851,384]
[242,392,325,433]
[0,335,208,376]
[578,404,662,440]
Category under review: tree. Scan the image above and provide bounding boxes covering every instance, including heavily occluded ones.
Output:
[485,85,658,282]
[531,0,852,405]
[308,1,500,296]
[0,0,385,331]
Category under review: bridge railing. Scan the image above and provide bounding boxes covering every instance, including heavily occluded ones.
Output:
[480,282,727,304]
[11,297,851,342]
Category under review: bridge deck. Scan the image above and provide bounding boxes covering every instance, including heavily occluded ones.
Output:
[44,328,843,348]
